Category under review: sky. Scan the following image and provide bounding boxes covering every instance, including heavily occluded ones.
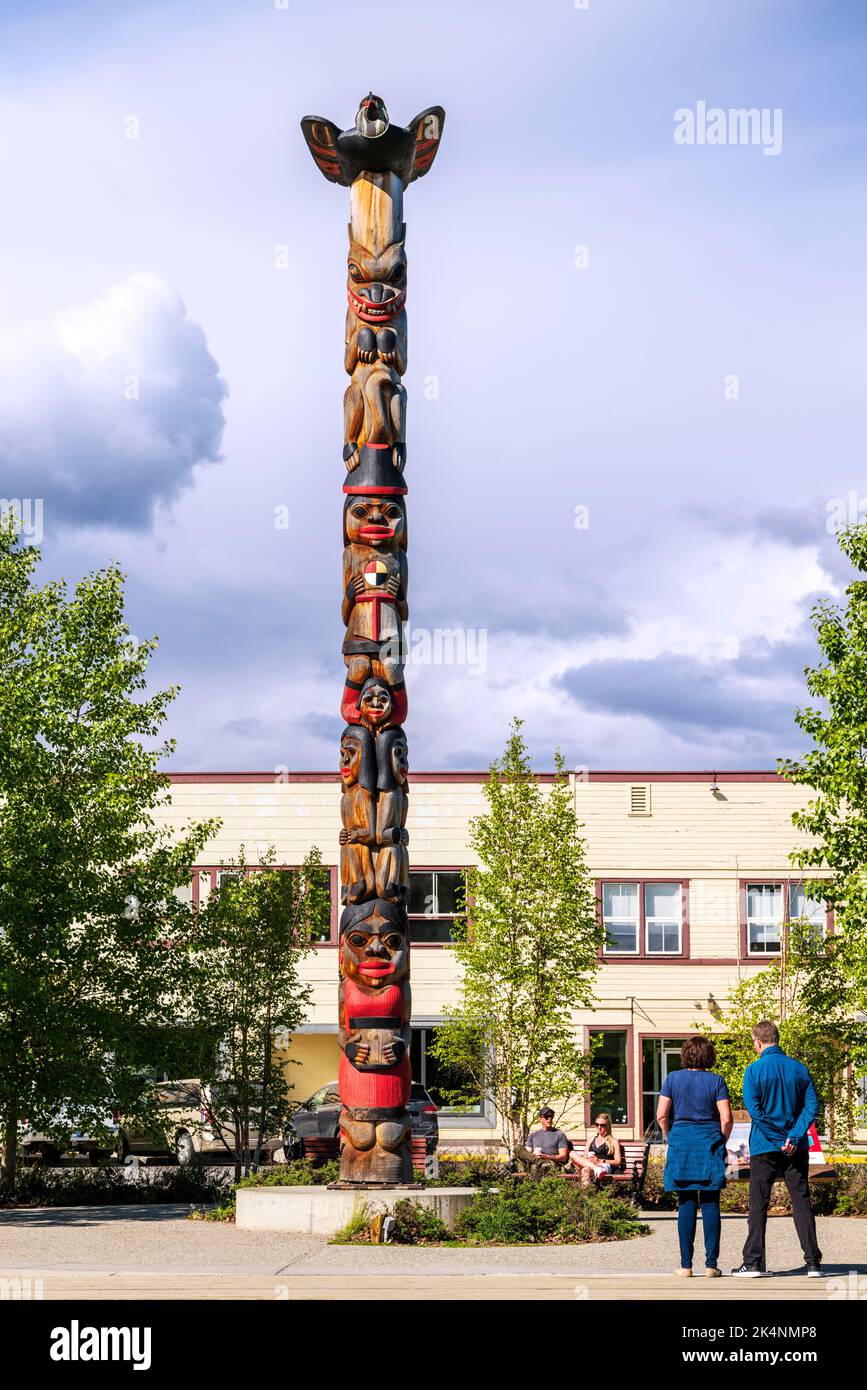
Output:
[0,0,864,773]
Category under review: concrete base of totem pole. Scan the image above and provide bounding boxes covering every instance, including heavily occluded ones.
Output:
[235,1185,476,1236]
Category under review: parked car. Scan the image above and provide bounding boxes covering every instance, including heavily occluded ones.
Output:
[117,1080,278,1165]
[284,1080,438,1158]
[21,1112,118,1166]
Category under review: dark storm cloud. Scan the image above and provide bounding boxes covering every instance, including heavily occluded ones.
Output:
[556,648,797,737]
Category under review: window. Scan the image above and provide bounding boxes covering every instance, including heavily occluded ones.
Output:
[602,882,639,954]
[193,865,332,942]
[589,1030,629,1125]
[744,881,827,956]
[644,882,682,954]
[410,1025,483,1114]
[746,883,783,954]
[788,885,826,940]
[408,870,463,943]
[601,881,684,956]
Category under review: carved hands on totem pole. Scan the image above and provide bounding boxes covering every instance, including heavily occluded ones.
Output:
[301,93,443,1184]
[338,899,413,1184]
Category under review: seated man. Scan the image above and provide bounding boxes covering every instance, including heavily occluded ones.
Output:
[514,1107,571,1178]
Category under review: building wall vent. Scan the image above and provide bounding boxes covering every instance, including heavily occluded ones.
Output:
[628,783,651,816]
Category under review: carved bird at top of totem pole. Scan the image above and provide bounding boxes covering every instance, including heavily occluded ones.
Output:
[300,94,445,187]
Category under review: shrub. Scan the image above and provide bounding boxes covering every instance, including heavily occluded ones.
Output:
[642,1150,867,1217]
[236,1158,340,1188]
[389,1199,450,1244]
[0,1164,230,1209]
[437,1153,510,1188]
[453,1177,650,1245]
[189,1201,236,1223]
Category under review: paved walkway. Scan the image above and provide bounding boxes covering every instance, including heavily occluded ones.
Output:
[0,1205,863,1300]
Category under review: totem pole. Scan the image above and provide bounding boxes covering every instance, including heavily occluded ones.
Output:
[301,95,445,1185]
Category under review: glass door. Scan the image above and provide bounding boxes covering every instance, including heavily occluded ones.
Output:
[642,1038,685,1139]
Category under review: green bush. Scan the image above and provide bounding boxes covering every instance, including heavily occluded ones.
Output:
[437,1153,511,1188]
[0,1164,230,1209]
[236,1158,340,1188]
[642,1150,867,1216]
[389,1198,450,1243]
[454,1177,650,1245]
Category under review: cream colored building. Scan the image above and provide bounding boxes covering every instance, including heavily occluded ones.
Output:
[160,769,842,1149]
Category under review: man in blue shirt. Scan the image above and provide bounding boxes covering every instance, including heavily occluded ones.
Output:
[731,1020,822,1278]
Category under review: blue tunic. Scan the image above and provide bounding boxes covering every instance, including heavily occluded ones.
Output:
[661,1069,729,1192]
[664,1121,727,1192]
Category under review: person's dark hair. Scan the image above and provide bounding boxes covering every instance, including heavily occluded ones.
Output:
[681,1035,716,1069]
[752,1019,780,1046]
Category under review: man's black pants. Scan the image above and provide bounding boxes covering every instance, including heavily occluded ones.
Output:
[743,1148,821,1267]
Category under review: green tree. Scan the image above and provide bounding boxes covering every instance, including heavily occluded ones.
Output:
[707,921,857,1142]
[0,524,218,1181]
[430,721,604,1154]
[778,520,867,1128]
[193,845,330,1179]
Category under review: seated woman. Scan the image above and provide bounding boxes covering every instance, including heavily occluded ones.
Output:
[570,1113,622,1186]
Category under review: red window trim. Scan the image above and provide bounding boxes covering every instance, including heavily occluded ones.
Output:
[596,879,691,960]
[406,865,465,949]
[738,877,833,962]
[583,1024,635,1129]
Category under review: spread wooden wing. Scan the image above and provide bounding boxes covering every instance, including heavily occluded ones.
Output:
[300,116,346,185]
[407,106,445,181]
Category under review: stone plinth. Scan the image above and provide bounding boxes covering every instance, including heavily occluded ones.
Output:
[235,1185,476,1235]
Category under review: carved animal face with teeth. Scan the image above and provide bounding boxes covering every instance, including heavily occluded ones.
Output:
[347,240,407,324]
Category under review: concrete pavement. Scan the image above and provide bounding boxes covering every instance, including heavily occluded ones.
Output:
[0,1204,863,1300]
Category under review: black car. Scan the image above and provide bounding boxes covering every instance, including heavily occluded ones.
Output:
[285,1080,438,1158]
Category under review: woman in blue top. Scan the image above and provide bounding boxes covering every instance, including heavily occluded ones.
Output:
[657,1036,733,1277]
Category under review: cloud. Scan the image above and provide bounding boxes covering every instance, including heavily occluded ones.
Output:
[555,636,809,740]
[0,274,227,531]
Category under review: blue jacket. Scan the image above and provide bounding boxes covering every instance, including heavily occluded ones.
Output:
[742,1046,819,1157]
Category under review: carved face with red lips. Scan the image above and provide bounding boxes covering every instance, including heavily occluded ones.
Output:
[344,495,406,549]
[347,240,407,324]
[341,905,408,989]
[357,679,394,731]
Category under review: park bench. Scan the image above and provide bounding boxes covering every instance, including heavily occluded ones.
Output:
[516,1139,650,1206]
[566,1139,650,1205]
[300,1134,429,1173]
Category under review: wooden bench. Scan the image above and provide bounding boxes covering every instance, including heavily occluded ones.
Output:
[300,1134,429,1172]
[515,1140,650,1205]
[566,1139,650,1205]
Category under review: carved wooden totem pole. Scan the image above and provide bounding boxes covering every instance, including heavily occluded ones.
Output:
[301,95,445,1184]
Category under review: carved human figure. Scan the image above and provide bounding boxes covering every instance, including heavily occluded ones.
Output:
[338,899,412,1183]
[375,726,409,903]
[341,492,408,723]
[338,725,377,905]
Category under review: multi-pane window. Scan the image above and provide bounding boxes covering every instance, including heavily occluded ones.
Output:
[408,870,463,943]
[745,882,826,955]
[601,881,683,955]
[644,882,682,954]
[195,865,332,941]
[601,882,639,953]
